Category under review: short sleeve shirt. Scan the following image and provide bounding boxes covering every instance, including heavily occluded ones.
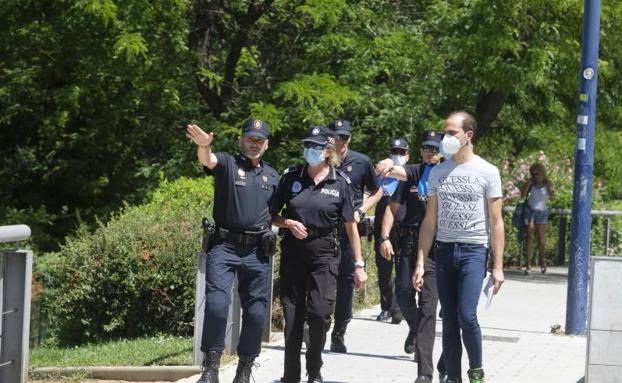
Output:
[207,153,279,231]
[337,150,380,209]
[392,163,436,228]
[271,165,355,229]
[428,156,502,244]
[374,176,406,234]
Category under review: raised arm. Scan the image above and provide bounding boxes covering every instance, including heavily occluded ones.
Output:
[186,124,218,169]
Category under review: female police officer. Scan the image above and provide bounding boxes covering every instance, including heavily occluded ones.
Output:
[271,125,368,383]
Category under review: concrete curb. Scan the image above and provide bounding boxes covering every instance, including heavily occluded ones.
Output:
[31,366,201,382]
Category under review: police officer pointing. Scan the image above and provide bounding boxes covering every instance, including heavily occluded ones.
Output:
[380,130,444,383]
[186,120,279,383]
[272,125,367,383]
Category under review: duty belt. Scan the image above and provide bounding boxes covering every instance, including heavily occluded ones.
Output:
[216,227,261,245]
[306,227,336,239]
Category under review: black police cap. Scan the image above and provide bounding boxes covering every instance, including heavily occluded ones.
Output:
[241,119,270,139]
[390,138,409,150]
[302,125,335,147]
[421,130,443,147]
[328,119,352,136]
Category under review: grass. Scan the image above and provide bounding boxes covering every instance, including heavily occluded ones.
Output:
[29,335,194,368]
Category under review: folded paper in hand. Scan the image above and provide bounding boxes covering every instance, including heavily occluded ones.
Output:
[481,272,494,310]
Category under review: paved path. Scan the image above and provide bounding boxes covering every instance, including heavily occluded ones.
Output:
[179,267,586,383]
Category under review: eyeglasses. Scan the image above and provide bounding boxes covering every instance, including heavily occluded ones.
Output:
[421,145,440,153]
[336,134,350,141]
[304,142,325,150]
[390,148,408,156]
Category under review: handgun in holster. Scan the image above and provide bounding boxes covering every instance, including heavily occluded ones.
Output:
[201,218,216,253]
[260,230,277,257]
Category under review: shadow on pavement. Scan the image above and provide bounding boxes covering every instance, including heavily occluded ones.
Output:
[504,270,568,285]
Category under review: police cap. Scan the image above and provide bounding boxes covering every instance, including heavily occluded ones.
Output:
[241,119,270,139]
[421,130,443,147]
[328,119,352,136]
[302,125,335,147]
[390,138,409,150]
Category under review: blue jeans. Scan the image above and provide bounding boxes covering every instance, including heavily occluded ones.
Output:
[436,241,487,377]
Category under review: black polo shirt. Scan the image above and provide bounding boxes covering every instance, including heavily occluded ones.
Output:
[206,152,279,231]
[336,149,380,209]
[392,163,436,228]
[271,165,355,229]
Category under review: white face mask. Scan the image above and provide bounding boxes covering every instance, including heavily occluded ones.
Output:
[390,155,406,166]
[440,134,462,156]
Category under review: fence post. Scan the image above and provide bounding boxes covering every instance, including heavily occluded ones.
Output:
[263,255,274,343]
[192,252,207,366]
[603,217,611,256]
[0,250,33,383]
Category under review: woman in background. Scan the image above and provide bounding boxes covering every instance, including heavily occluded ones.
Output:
[522,163,555,274]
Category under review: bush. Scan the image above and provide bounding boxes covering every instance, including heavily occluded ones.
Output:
[36,177,214,346]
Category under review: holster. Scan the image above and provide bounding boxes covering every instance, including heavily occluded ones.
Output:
[201,218,216,253]
[357,217,373,242]
[260,230,277,257]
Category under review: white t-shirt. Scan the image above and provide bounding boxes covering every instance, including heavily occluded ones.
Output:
[528,185,549,211]
[428,155,502,245]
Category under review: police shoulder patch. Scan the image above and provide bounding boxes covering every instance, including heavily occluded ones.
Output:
[335,169,351,184]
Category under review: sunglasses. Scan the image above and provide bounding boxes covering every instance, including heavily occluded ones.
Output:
[304,142,325,150]
[390,148,408,155]
[421,145,440,153]
[336,134,350,141]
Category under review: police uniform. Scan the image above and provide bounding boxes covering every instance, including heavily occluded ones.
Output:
[199,120,279,379]
[390,130,443,380]
[373,138,409,322]
[329,119,380,352]
[272,126,355,383]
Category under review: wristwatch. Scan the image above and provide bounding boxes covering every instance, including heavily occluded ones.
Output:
[380,235,390,243]
[356,208,366,219]
[354,260,365,268]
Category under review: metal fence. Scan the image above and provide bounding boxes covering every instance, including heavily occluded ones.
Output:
[504,207,622,268]
[0,224,33,383]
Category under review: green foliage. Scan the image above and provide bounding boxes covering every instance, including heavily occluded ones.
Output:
[36,177,214,345]
[5,0,622,251]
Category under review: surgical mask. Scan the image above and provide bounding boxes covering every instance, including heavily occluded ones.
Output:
[304,147,325,166]
[390,155,406,166]
[441,134,462,156]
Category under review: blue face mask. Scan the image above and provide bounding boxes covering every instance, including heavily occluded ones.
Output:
[304,147,325,166]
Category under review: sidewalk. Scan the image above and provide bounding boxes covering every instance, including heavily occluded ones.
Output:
[179,267,586,383]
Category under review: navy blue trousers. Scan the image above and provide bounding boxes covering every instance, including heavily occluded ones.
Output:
[395,237,438,378]
[200,239,270,356]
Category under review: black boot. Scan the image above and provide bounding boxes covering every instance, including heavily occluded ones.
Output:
[330,321,348,353]
[404,320,416,354]
[196,351,221,383]
[232,355,256,383]
[307,371,323,382]
[391,309,404,324]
